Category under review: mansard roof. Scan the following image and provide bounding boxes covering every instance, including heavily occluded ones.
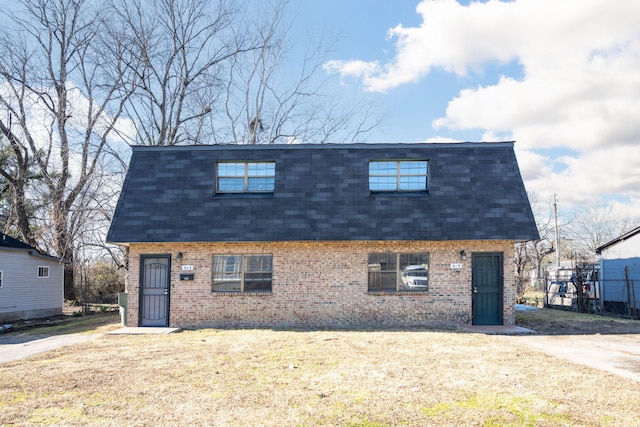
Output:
[107,142,539,243]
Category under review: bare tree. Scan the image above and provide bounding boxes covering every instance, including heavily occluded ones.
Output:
[108,0,256,146]
[566,204,622,260]
[111,0,380,146]
[0,0,133,299]
[514,192,556,301]
[0,132,42,244]
[215,1,381,145]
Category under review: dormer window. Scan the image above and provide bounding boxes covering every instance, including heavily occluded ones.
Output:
[369,160,428,192]
[217,161,275,193]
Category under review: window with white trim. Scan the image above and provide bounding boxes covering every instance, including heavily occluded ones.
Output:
[368,253,429,292]
[37,266,49,278]
[217,162,275,193]
[369,160,428,192]
[212,254,273,292]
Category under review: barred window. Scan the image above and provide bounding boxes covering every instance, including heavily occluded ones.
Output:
[212,255,272,292]
[368,253,429,292]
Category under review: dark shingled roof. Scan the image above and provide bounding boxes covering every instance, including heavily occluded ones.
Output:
[0,233,66,262]
[0,233,37,250]
[107,142,539,243]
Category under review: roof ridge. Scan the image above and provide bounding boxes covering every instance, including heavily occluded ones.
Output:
[130,141,517,151]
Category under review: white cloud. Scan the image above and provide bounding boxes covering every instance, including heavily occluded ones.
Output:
[518,144,640,220]
[326,0,640,221]
[423,136,462,143]
[323,60,381,84]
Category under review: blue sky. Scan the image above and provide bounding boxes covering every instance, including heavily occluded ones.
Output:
[288,0,640,222]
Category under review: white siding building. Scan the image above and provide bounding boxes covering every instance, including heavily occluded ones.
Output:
[0,234,66,322]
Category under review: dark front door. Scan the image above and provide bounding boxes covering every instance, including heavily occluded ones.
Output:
[139,255,170,327]
[472,253,503,325]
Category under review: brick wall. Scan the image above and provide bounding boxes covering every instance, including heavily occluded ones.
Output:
[125,240,516,328]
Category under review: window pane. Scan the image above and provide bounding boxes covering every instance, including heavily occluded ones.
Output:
[368,253,396,271]
[368,253,398,291]
[378,272,397,290]
[399,253,429,269]
[400,269,428,291]
[399,176,426,190]
[399,161,427,175]
[213,255,242,292]
[247,177,274,191]
[369,176,397,191]
[368,271,397,291]
[218,178,245,192]
[245,255,272,272]
[400,253,429,291]
[369,161,397,175]
[381,254,396,272]
[245,273,272,291]
[213,256,241,274]
[212,280,242,292]
[247,162,275,176]
[218,163,245,177]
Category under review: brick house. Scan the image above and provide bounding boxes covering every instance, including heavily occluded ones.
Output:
[107,142,538,328]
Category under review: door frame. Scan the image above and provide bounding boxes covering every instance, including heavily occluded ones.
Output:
[138,254,171,327]
[471,252,504,325]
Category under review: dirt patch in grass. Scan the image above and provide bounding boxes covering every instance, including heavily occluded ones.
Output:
[1,325,640,426]
[517,307,640,335]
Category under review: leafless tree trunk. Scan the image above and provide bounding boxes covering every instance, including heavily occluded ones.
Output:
[514,192,557,298]
[0,0,133,300]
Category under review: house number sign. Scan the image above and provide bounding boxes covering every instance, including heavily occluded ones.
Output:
[181,265,194,271]
[450,263,462,270]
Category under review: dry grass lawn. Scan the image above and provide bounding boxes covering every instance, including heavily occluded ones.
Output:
[1,313,640,426]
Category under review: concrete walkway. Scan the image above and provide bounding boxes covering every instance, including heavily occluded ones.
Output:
[461,321,640,382]
[504,333,640,382]
[0,333,102,364]
[108,327,182,335]
[0,327,181,364]
[461,324,535,335]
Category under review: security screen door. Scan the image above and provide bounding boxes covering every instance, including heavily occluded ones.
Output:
[139,255,170,327]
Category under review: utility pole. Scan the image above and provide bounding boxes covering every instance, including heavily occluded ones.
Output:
[554,193,560,269]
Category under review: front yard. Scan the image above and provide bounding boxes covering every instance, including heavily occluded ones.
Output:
[1,312,639,426]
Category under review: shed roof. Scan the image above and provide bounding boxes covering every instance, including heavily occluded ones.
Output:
[595,225,640,254]
[107,142,539,244]
[0,233,37,250]
[0,233,67,262]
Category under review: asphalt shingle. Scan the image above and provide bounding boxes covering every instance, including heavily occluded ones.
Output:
[107,142,540,243]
